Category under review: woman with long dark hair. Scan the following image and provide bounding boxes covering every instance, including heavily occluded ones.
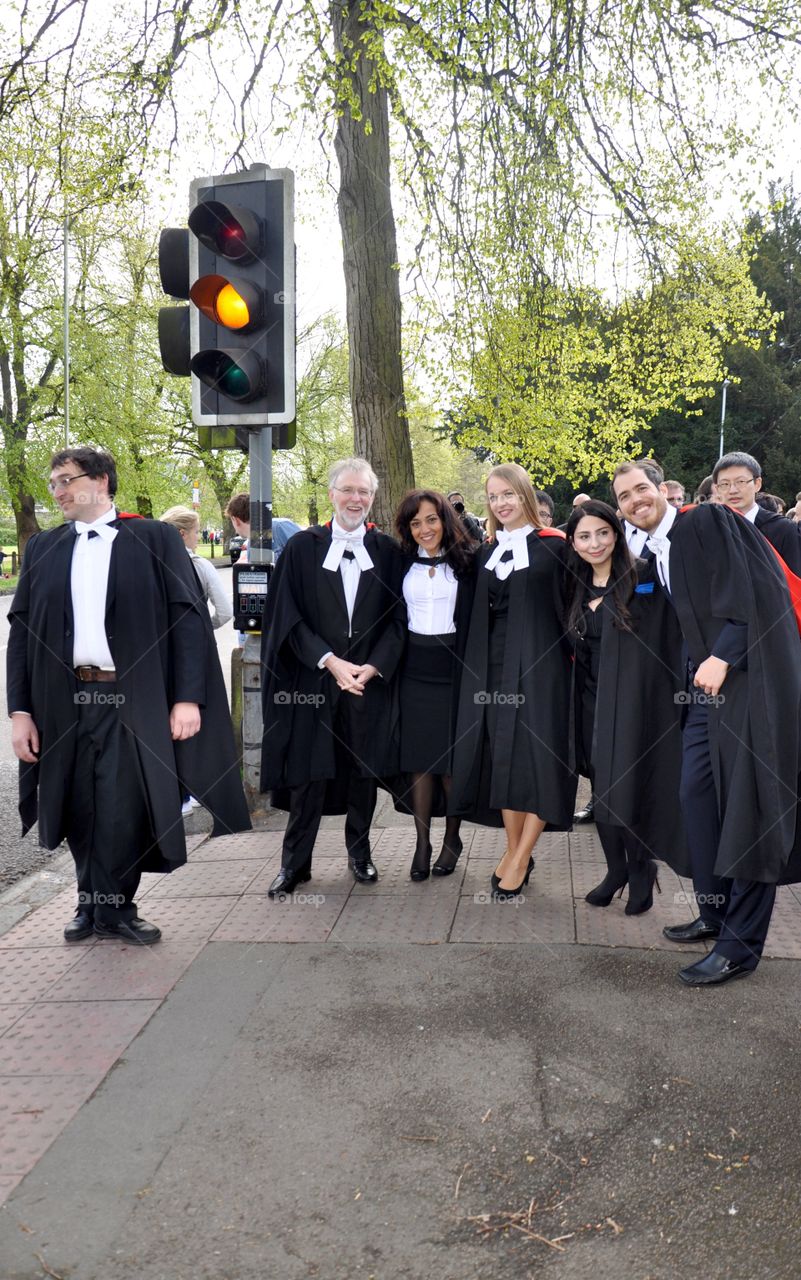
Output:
[395,489,476,880]
[450,463,576,899]
[563,499,683,913]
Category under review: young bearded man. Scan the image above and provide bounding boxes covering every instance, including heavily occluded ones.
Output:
[611,462,801,986]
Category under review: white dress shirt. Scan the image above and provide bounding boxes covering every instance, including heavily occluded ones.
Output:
[403,552,458,635]
[625,521,649,557]
[71,506,118,668]
[317,521,372,665]
[742,503,759,523]
[646,504,678,594]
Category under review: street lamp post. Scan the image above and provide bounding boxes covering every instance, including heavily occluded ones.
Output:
[719,377,731,460]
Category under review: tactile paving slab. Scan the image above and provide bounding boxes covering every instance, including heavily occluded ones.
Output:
[107,896,237,943]
[190,830,285,861]
[0,1074,101,1178]
[246,858,354,895]
[0,1000,160,1075]
[450,889,575,946]
[0,1004,31,1035]
[43,942,203,1002]
[0,948,84,1003]
[210,894,348,943]
[328,892,459,945]
[574,900,707,953]
[0,891,97,949]
[144,859,266,898]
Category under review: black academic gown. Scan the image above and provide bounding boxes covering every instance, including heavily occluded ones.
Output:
[753,505,801,576]
[668,503,801,884]
[574,560,691,876]
[260,523,405,807]
[6,517,251,871]
[450,529,577,826]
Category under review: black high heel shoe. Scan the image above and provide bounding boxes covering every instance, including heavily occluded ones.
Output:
[625,861,661,916]
[410,844,432,882]
[492,856,535,901]
[432,838,463,877]
[585,869,628,907]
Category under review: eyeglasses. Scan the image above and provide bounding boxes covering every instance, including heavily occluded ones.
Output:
[48,472,89,495]
[333,486,373,500]
[716,478,755,492]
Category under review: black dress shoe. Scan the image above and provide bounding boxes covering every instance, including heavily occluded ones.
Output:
[573,802,595,824]
[678,952,753,986]
[267,867,312,898]
[93,917,162,945]
[64,910,94,942]
[663,917,721,943]
[349,856,378,884]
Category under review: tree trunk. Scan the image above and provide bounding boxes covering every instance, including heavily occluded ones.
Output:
[330,0,414,532]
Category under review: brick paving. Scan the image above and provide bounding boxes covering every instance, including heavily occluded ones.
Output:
[1,819,800,1206]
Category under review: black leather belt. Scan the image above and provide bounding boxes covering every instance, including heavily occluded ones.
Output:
[74,666,117,682]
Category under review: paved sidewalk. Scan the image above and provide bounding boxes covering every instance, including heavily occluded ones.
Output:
[1,816,801,1278]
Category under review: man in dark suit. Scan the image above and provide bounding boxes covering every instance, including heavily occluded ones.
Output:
[7,447,250,945]
[713,451,801,574]
[261,458,405,897]
[612,461,801,986]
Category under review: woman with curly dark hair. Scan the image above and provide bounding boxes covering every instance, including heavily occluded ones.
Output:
[563,499,685,914]
[395,489,476,880]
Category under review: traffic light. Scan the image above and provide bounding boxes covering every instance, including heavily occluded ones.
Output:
[158,164,295,449]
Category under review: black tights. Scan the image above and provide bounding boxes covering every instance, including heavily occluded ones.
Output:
[409,772,462,866]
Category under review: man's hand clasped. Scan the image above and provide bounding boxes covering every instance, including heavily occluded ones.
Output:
[323,655,379,695]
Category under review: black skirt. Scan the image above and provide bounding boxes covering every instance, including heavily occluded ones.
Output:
[399,633,456,774]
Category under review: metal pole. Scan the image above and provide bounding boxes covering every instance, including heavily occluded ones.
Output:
[241,426,274,808]
[248,426,273,565]
[63,208,70,447]
[718,378,731,460]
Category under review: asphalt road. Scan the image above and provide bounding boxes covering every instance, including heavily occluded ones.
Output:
[3,941,800,1279]
[0,566,238,892]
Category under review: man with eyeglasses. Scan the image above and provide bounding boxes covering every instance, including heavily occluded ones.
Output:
[7,446,250,944]
[261,457,405,897]
[712,451,801,574]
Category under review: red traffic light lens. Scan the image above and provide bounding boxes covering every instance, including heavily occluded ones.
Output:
[189,200,262,263]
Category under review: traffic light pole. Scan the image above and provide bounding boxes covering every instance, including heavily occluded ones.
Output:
[241,426,274,808]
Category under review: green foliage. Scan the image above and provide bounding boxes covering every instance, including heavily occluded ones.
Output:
[642,186,801,500]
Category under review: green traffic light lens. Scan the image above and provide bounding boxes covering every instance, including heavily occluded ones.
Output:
[217,357,251,398]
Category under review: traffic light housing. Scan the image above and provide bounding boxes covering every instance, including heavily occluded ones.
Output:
[158,165,296,448]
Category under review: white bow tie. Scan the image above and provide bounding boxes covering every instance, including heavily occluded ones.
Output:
[646,534,671,554]
[74,520,117,543]
[322,525,374,572]
[484,525,533,577]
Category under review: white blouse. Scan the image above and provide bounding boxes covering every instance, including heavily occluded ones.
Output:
[403,555,458,635]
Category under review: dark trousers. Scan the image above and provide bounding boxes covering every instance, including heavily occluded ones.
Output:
[679,698,775,967]
[282,772,377,874]
[66,683,152,925]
